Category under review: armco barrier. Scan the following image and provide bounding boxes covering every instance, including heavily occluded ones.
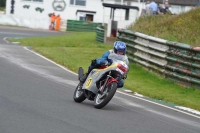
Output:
[67,20,102,32]
[118,30,200,87]
[96,27,105,43]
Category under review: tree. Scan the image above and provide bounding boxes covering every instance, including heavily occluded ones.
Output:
[0,0,6,7]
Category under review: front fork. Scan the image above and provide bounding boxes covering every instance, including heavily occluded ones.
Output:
[98,71,118,95]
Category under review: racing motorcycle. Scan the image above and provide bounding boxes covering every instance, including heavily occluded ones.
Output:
[73,59,129,109]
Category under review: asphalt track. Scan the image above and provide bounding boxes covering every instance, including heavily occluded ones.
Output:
[0,26,199,133]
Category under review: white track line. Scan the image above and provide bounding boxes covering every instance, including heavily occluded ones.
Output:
[23,47,77,75]
[23,46,200,119]
[3,37,9,43]
[116,91,200,119]
[0,31,32,35]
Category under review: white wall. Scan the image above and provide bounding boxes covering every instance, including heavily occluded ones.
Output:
[5,0,106,22]
[0,14,50,29]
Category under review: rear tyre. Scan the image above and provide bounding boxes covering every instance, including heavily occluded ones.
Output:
[73,83,86,103]
[94,82,117,109]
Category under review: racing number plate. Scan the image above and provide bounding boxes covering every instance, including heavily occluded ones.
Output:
[85,78,92,89]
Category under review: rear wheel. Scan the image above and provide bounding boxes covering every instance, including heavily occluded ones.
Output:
[94,82,117,109]
[73,83,86,103]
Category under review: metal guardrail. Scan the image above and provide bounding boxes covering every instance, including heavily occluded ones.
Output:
[118,29,200,87]
[96,27,105,43]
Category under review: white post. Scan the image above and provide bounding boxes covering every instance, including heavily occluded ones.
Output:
[137,0,141,18]
[138,0,141,11]
[142,0,145,9]
[103,0,105,26]
[120,0,123,20]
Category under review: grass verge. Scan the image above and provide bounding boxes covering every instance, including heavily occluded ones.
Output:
[129,7,200,46]
[12,32,200,111]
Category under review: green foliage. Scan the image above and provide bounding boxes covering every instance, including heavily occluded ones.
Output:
[129,7,200,46]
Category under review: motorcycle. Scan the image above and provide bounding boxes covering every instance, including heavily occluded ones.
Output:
[73,59,129,109]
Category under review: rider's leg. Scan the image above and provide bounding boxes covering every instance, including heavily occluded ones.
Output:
[80,59,99,83]
[79,66,94,83]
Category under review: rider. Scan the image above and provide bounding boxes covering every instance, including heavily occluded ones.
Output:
[80,41,129,88]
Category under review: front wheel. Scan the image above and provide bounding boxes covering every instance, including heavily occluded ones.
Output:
[94,82,117,109]
[73,83,86,103]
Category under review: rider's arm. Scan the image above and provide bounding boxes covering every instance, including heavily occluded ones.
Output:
[96,51,110,65]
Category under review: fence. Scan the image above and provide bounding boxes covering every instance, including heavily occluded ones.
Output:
[96,27,106,43]
[118,29,200,88]
[67,20,102,32]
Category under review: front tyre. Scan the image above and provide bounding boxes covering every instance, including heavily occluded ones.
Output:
[73,83,86,103]
[94,82,117,109]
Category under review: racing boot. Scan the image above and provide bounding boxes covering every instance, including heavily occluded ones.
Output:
[79,72,89,83]
[79,67,92,83]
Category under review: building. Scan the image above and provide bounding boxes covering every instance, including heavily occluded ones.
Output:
[4,0,197,31]
[5,0,140,28]
[6,0,105,22]
[3,0,142,38]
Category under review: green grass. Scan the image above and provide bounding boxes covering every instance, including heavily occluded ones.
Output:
[12,31,200,111]
[126,64,200,108]
[15,32,112,72]
[128,7,200,46]
[33,47,109,72]
[16,32,109,48]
